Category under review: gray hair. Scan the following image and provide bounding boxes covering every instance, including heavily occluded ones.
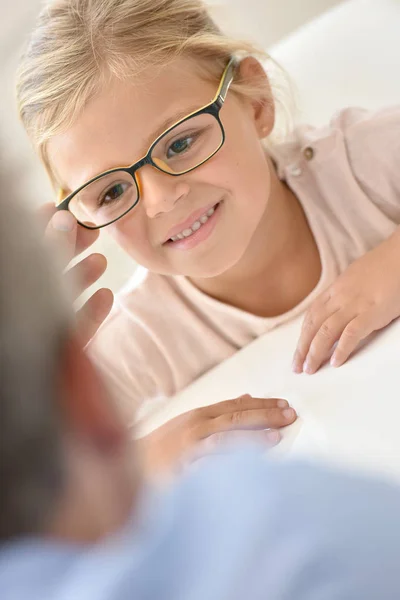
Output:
[0,160,72,540]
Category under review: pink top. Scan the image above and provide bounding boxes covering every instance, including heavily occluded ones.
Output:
[88,106,400,422]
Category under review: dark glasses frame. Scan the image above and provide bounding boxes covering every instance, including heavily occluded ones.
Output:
[57,57,238,230]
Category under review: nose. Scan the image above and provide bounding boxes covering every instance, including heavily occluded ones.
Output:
[138,165,189,219]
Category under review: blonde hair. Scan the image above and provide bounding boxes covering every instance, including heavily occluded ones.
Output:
[17,0,292,188]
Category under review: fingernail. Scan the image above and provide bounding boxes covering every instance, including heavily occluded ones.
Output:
[283,408,295,420]
[51,210,75,232]
[277,399,289,408]
[292,359,302,373]
[303,361,313,374]
[330,355,339,368]
[266,429,281,444]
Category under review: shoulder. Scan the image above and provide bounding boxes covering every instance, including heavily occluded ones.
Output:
[330,105,400,140]
[315,106,399,185]
[293,105,399,161]
[288,106,400,224]
[333,107,400,218]
[334,105,400,193]
[330,105,400,161]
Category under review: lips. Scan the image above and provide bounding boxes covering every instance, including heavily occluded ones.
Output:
[162,201,219,244]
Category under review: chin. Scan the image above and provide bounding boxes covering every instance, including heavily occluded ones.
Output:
[181,248,247,279]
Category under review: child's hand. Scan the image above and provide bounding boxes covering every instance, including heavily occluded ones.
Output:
[138,395,296,477]
[292,233,400,374]
[39,203,113,345]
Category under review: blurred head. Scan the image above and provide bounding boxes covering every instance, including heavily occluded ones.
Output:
[0,164,138,544]
[17,0,291,280]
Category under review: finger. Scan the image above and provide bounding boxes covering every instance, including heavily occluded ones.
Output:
[65,253,107,300]
[201,394,289,419]
[75,223,100,256]
[36,202,56,233]
[76,288,114,345]
[331,314,374,368]
[303,309,356,374]
[200,406,297,438]
[45,210,78,268]
[46,210,100,265]
[292,296,333,373]
[195,429,282,457]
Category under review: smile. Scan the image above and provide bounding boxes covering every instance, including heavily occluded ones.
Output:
[169,206,217,242]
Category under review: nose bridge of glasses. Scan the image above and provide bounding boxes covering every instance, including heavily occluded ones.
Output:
[127,154,151,177]
[126,152,174,180]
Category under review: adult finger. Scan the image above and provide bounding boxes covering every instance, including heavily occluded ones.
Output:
[200,394,288,419]
[45,210,78,268]
[46,210,100,264]
[198,405,296,438]
[331,314,375,368]
[189,429,282,465]
[75,223,100,256]
[65,253,107,300]
[76,287,114,346]
[303,309,357,374]
[201,428,282,452]
[36,202,56,233]
[292,297,336,373]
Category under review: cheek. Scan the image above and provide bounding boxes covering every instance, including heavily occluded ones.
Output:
[108,211,159,267]
[221,124,271,215]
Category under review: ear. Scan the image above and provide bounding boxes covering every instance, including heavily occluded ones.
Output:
[59,333,127,454]
[237,57,275,139]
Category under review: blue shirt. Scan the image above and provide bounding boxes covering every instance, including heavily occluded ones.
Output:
[1,449,400,599]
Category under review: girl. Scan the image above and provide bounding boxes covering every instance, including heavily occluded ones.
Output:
[17,0,400,469]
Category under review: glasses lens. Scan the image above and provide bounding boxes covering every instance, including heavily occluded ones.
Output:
[151,113,223,175]
[68,170,138,228]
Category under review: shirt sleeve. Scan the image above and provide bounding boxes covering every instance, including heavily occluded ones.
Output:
[55,449,400,600]
[12,449,400,600]
[338,105,400,222]
[167,450,400,600]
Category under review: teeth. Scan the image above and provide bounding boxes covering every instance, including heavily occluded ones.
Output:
[169,204,218,242]
[191,221,201,231]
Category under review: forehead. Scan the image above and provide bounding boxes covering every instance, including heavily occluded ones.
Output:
[48,58,220,193]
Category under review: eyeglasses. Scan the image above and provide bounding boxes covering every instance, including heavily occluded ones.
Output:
[56,58,237,230]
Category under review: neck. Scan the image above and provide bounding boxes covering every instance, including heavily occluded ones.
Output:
[191,158,321,317]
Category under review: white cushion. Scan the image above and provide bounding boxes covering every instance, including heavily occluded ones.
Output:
[269,0,400,126]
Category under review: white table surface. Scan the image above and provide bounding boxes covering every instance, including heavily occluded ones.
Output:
[138,317,400,483]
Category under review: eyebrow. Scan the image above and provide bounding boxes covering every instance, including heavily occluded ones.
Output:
[146,102,203,146]
[65,101,206,194]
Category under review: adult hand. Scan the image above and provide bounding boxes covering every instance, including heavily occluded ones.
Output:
[139,394,296,476]
[40,204,113,345]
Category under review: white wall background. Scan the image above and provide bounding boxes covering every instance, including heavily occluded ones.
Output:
[208,0,341,46]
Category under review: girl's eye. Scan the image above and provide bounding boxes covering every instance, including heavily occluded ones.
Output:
[167,136,193,158]
[100,182,129,206]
